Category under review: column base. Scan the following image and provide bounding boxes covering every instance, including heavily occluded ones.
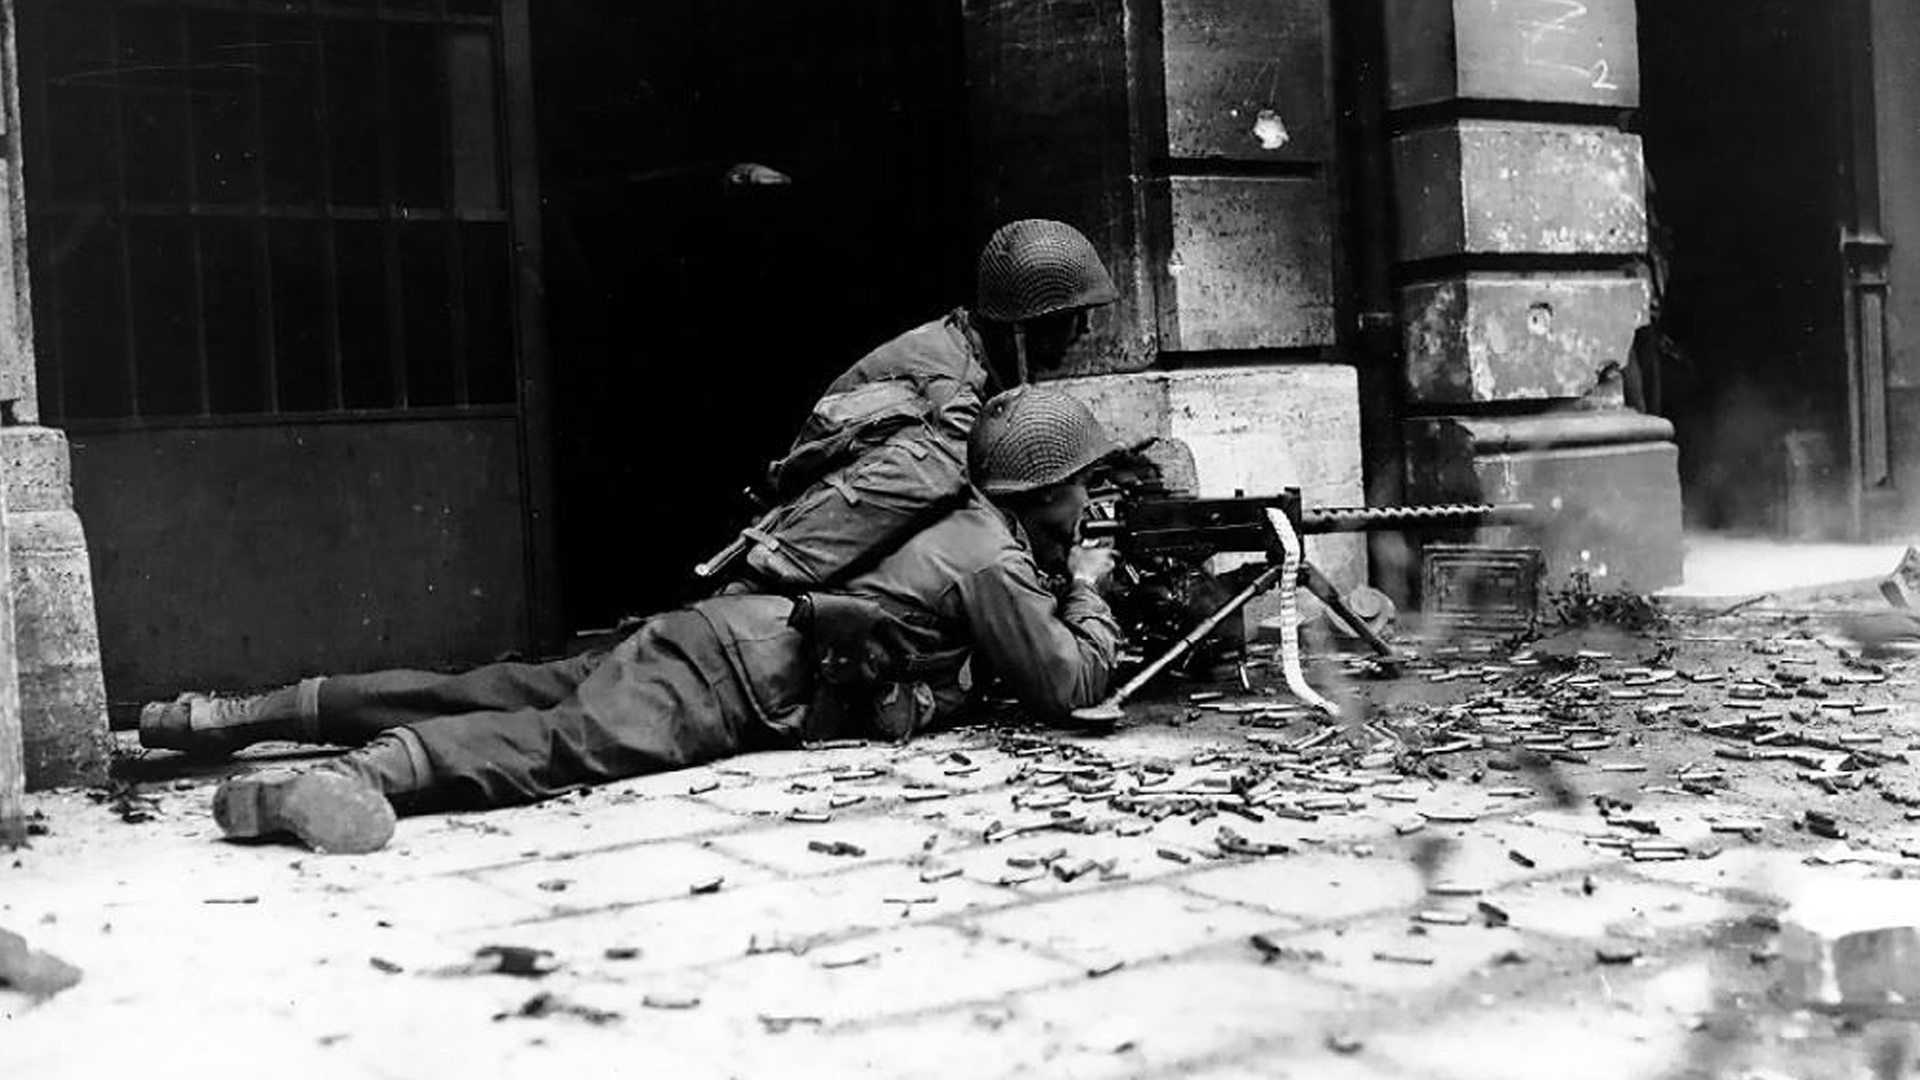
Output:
[4,427,110,789]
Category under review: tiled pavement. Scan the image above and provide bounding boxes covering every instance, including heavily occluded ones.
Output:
[4,628,1920,1079]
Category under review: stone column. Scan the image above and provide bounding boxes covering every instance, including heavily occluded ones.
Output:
[0,3,109,788]
[1385,0,1683,590]
[965,0,1367,588]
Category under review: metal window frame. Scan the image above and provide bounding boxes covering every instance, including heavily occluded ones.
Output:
[20,0,561,651]
[23,0,523,427]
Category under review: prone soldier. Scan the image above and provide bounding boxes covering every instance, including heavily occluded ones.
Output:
[139,387,1126,855]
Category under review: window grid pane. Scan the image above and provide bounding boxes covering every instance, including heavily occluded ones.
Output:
[22,0,518,424]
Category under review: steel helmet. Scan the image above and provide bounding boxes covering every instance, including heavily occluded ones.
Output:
[970,385,1117,495]
[974,219,1119,323]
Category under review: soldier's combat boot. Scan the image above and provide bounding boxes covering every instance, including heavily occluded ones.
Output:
[212,770,394,854]
[211,729,431,854]
[139,677,324,757]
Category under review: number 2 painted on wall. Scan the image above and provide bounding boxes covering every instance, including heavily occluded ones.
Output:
[1590,58,1618,90]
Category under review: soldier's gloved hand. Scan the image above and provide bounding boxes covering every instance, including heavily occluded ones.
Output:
[1067,544,1117,592]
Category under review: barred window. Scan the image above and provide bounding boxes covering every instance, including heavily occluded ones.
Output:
[21,0,519,423]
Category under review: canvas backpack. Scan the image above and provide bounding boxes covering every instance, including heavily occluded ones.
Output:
[696,377,970,589]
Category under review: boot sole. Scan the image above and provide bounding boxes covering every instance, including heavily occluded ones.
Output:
[213,771,395,854]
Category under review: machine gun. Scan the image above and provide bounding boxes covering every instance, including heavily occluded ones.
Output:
[1071,487,1541,726]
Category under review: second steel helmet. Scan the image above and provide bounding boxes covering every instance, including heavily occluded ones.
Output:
[974,219,1119,323]
[970,385,1117,496]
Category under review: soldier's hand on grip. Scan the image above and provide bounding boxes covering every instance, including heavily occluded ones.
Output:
[1068,544,1118,591]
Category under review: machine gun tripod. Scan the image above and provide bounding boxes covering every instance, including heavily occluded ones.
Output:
[1069,489,1540,727]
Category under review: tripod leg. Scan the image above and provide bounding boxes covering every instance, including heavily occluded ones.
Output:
[1069,562,1287,726]
[1302,562,1402,661]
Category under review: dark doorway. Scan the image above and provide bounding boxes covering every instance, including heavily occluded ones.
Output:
[531,3,973,631]
[1637,0,1851,537]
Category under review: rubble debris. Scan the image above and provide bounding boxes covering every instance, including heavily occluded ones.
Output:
[1249,934,1324,964]
[1216,826,1287,857]
[369,956,404,974]
[89,781,161,825]
[1372,950,1436,966]
[807,840,866,857]
[1051,857,1101,882]
[471,945,560,978]
[746,935,814,958]
[689,875,725,895]
[758,1014,825,1033]
[0,927,83,998]
[1878,548,1920,609]
[1803,810,1847,841]
[496,992,621,1025]
[604,946,641,961]
[815,949,877,969]
[1707,594,1773,619]
[1595,946,1642,965]
[1324,1032,1365,1055]
[641,991,702,1010]
[1546,570,1668,633]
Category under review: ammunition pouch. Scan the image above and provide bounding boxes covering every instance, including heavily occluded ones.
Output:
[788,592,961,743]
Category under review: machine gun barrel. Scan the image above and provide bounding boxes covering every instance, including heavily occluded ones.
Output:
[1298,502,1539,534]
[1080,494,1541,553]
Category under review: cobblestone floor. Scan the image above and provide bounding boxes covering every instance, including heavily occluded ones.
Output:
[4,608,1920,1080]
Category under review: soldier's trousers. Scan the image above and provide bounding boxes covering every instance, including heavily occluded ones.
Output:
[314,609,797,808]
